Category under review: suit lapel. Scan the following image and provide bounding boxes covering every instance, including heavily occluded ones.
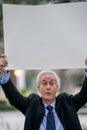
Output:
[34,98,45,130]
[55,97,66,130]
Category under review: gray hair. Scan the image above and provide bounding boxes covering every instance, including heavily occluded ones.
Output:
[36,70,60,87]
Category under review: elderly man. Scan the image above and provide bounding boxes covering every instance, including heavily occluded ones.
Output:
[0,54,87,130]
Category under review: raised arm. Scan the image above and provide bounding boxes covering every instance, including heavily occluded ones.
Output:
[0,54,29,114]
[70,59,87,111]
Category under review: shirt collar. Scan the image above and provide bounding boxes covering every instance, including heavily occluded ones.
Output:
[42,100,56,109]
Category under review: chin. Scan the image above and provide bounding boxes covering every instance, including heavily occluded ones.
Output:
[45,97,52,102]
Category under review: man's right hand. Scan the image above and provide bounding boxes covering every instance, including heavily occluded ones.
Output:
[0,54,8,74]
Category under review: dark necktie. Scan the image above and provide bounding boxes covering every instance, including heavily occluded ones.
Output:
[46,105,56,130]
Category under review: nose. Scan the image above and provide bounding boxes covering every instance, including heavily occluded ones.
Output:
[46,83,51,88]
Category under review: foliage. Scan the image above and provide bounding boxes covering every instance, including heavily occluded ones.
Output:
[20,87,29,95]
[0,100,16,111]
[76,80,83,87]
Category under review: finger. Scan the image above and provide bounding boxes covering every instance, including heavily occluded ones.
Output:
[0,60,8,73]
[0,60,8,67]
[1,54,7,59]
[85,59,87,65]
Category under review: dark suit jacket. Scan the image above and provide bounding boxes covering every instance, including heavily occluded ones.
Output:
[1,76,87,130]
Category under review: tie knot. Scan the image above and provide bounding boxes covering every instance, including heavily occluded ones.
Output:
[46,105,53,111]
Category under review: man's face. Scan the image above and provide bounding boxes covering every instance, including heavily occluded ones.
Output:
[38,73,58,104]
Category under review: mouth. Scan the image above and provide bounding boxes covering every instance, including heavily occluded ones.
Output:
[45,92,51,95]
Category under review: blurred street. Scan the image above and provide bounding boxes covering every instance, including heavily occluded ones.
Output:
[0,110,87,130]
[0,111,25,130]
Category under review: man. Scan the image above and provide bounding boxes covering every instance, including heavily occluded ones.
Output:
[0,54,87,130]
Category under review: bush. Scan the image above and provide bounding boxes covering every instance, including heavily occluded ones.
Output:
[0,100,16,111]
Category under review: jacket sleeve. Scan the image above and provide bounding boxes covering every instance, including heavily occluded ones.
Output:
[1,78,29,114]
[71,76,87,111]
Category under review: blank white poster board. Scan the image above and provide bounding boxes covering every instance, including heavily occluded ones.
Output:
[3,2,87,70]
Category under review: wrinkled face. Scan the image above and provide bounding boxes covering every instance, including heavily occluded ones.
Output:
[38,73,58,104]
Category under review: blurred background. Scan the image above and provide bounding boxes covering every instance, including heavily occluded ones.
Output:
[0,0,87,130]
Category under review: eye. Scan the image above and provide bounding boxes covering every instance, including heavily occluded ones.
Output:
[41,82,47,86]
[49,82,55,85]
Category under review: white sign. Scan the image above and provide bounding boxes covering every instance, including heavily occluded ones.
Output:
[3,3,87,70]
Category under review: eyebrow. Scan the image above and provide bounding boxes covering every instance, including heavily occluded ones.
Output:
[41,79,56,82]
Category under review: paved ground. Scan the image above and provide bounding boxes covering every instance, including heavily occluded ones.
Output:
[0,111,25,130]
[79,115,87,129]
[0,110,87,130]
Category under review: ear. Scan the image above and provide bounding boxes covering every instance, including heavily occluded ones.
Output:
[56,85,59,91]
[38,85,40,91]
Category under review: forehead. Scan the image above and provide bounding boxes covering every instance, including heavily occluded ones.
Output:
[40,74,56,81]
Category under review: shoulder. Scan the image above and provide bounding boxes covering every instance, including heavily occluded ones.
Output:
[56,92,73,103]
[27,93,40,103]
[57,92,70,98]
